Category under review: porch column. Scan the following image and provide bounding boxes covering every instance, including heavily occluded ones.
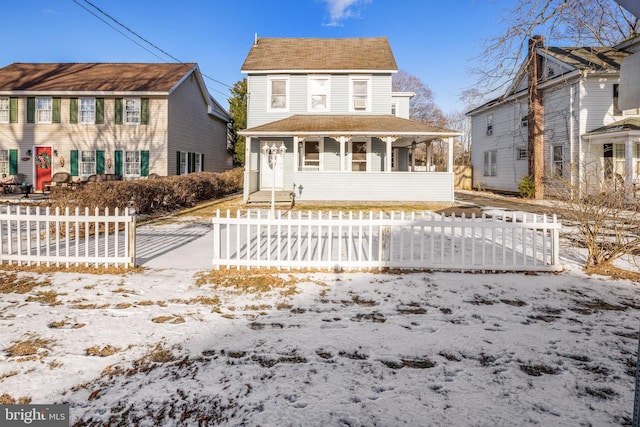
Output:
[426,142,432,171]
[339,136,347,172]
[625,139,634,187]
[447,137,454,173]
[382,136,397,172]
[243,137,252,202]
[411,142,416,171]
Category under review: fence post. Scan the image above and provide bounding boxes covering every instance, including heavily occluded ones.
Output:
[380,211,390,267]
[552,214,559,267]
[128,208,136,268]
[212,209,221,270]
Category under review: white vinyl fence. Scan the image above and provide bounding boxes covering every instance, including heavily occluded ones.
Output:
[212,210,562,272]
[0,206,136,268]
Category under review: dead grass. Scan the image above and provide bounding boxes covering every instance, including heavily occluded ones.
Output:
[26,290,62,306]
[152,315,185,324]
[195,269,300,296]
[0,394,31,404]
[585,264,640,282]
[0,272,51,294]
[48,320,86,329]
[85,345,120,357]
[6,337,53,357]
[0,371,18,381]
[0,264,144,275]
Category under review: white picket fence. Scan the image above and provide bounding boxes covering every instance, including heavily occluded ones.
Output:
[212,209,562,272]
[0,206,136,268]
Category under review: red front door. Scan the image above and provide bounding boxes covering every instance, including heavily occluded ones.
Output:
[34,146,52,191]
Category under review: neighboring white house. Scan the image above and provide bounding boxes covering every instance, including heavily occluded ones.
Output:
[467,36,640,194]
[0,63,232,192]
[239,37,461,203]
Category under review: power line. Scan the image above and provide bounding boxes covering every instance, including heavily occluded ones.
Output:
[75,0,233,89]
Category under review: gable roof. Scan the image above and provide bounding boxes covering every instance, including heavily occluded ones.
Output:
[0,62,197,93]
[241,37,398,72]
[240,114,460,140]
[542,46,629,71]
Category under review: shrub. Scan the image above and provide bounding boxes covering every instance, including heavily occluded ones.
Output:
[47,168,243,217]
[518,175,536,198]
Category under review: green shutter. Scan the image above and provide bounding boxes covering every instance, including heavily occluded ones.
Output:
[95,98,104,124]
[176,151,181,176]
[96,150,105,174]
[9,149,18,175]
[52,97,61,123]
[9,98,18,123]
[115,98,123,125]
[140,150,149,176]
[70,150,79,176]
[114,150,123,175]
[26,97,35,123]
[69,98,78,124]
[141,98,149,125]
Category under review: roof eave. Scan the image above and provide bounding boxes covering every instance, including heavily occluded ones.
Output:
[239,130,462,137]
[241,69,398,74]
[0,90,170,96]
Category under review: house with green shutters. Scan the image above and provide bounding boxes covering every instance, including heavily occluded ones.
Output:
[0,62,232,191]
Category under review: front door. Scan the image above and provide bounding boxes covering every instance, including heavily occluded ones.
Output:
[260,143,285,190]
[34,146,53,191]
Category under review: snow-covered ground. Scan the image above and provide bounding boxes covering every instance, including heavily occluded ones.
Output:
[1,208,639,426]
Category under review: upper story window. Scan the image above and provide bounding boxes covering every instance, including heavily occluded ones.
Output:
[0,97,8,123]
[613,84,622,116]
[268,76,289,111]
[308,76,330,112]
[37,97,52,123]
[350,76,371,112]
[125,98,141,125]
[391,103,398,117]
[80,98,95,124]
[486,114,493,136]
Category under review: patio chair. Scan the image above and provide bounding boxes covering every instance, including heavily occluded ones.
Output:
[43,172,72,192]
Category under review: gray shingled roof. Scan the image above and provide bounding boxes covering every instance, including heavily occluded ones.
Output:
[543,46,629,71]
[585,117,640,135]
[0,63,196,92]
[241,37,398,72]
[240,115,459,137]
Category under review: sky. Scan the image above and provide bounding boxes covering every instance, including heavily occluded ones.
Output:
[0,0,513,114]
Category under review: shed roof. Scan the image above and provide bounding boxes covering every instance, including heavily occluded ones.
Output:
[0,62,196,92]
[241,37,398,72]
[585,117,640,135]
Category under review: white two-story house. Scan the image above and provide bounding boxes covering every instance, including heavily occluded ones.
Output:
[0,62,232,191]
[239,37,461,203]
[467,36,640,195]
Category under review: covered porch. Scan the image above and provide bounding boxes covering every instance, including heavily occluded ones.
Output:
[240,115,462,203]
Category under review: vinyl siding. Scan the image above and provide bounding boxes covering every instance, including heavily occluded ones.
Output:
[323,137,340,171]
[168,72,232,175]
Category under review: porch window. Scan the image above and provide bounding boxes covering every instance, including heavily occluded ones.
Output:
[37,97,52,123]
[351,141,367,171]
[483,150,497,176]
[0,97,8,123]
[0,149,8,174]
[124,98,141,125]
[268,76,289,111]
[81,150,96,176]
[350,76,370,112]
[302,140,320,171]
[124,151,140,176]
[552,145,563,177]
[614,144,625,177]
[80,98,96,124]
[308,76,330,111]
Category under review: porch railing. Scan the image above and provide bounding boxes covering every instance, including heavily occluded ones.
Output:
[0,206,136,268]
[212,209,561,272]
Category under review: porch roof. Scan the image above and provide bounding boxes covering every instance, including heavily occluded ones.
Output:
[585,118,640,137]
[240,114,461,141]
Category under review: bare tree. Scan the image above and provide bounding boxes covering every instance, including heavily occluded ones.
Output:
[392,70,446,126]
[471,0,638,96]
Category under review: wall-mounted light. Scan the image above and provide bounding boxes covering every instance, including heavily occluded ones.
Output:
[53,149,58,157]
[26,149,32,157]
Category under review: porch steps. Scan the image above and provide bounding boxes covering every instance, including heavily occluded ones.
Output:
[247,190,294,206]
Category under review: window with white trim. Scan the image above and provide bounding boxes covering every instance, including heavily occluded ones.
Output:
[37,97,52,123]
[614,143,625,177]
[0,97,8,123]
[194,153,203,172]
[81,150,96,176]
[0,149,8,174]
[308,76,330,111]
[517,147,528,160]
[350,76,371,112]
[268,76,289,111]
[124,98,141,125]
[552,145,563,177]
[486,114,493,136]
[80,98,96,124]
[391,102,398,117]
[483,150,497,176]
[301,140,320,171]
[124,150,140,176]
[351,141,367,171]
[179,151,188,175]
